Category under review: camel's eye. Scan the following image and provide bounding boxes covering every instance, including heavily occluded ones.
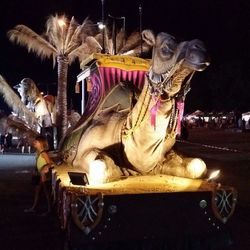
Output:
[160,42,174,59]
[161,43,170,55]
[160,38,176,57]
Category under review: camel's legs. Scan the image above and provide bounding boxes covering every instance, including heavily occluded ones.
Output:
[150,150,207,179]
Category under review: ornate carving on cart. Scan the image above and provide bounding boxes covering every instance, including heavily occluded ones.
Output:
[71,193,104,235]
[62,190,72,230]
[212,186,238,223]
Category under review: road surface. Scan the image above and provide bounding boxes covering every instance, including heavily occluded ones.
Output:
[0,128,249,249]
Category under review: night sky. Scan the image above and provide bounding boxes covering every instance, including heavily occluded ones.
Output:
[1,0,250,114]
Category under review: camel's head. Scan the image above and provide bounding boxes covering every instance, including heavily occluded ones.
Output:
[142,30,177,78]
[14,78,39,104]
[142,30,210,98]
[177,39,210,72]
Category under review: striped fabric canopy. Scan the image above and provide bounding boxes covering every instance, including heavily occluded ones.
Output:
[83,54,150,118]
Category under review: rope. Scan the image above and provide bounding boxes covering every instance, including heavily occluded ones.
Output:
[148,59,185,97]
[123,59,193,138]
[166,68,195,136]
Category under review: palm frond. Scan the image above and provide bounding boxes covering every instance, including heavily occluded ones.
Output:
[122,42,152,57]
[105,28,113,54]
[68,37,102,63]
[67,44,89,63]
[65,17,95,54]
[79,18,97,41]
[64,16,78,48]
[8,25,56,60]
[107,38,114,55]
[0,75,39,129]
[94,28,146,56]
[85,36,102,52]
[94,27,112,54]
[46,14,67,53]
[64,25,82,54]
[94,33,103,48]
[116,29,126,53]
[118,31,141,54]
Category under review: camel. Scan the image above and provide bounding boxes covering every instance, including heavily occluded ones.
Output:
[14,78,56,128]
[60,30,210,183]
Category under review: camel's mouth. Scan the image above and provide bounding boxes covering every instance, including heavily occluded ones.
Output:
[148,67,175,97]
[149,71,166,85]
[184,59,210,72]
[148,57,209,98]
[182,40,210,72]
[148,66,173,85]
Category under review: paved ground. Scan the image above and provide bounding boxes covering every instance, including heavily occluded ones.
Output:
[0,153,65,250]
[0,128,249,249]
[175,128,250,250]
[0,153,35,168]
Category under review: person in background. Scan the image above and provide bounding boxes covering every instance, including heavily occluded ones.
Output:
[0,133,5,153]
[17,134,31,153]
[24,135,54,215]
[5,131,12,149]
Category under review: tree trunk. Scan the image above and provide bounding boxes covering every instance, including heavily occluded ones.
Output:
[57,55,69,143]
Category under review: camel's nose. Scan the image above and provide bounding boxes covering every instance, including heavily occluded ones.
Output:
[188,50,207,64]
[185,40,210,71]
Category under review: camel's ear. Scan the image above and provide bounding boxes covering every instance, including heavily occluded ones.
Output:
[142,30,155,46]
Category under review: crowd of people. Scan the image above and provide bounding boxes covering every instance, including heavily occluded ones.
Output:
[0,131,33,153]
[184,114,250,132]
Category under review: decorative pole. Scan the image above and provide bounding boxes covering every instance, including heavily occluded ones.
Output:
[139,4,143,55]
[122,16,126,48]
[101,0,105,53]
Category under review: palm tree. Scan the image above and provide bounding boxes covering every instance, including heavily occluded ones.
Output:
[7,14,101,141]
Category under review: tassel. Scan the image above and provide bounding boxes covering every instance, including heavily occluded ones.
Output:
[75,82,80,93]
[150,97,160,130]
[176,100,185,135]
[87,78,92,92]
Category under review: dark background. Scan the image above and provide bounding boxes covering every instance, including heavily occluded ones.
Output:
[1,0,250,114]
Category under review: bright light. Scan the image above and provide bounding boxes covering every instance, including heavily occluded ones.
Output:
[97,22,105,30]
[58,19,66,27]
[187,158,207,178]
[88,160,106,185]
[207,170,220,181]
